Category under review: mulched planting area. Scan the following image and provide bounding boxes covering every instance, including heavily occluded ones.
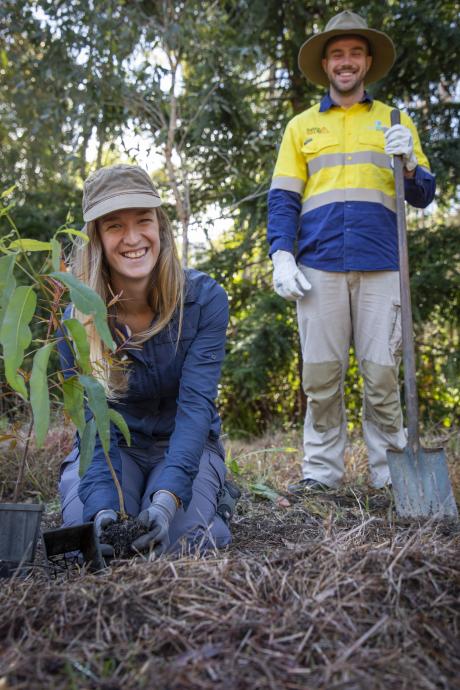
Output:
[1,488,459,690]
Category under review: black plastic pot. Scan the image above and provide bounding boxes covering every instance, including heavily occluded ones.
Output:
[42,523,106,575]
[0,502,43,577]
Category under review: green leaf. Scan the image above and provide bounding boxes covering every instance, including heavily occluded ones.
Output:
[55,228,89,243]
[0,254,16,330]
[30,342,55,448]
[51,272,115,351]
[0,285,37,399]
[225,449,241,476]
[0,202,16,217]
[9,239,52,252]
[79,418,97,478]
[79,374,110,454]
[0,49,8,70]
[63,376,85,436]
[109,409,131,447]
[64,318,91,374]
[51,238,61,272]
[1,184,15,198]
[249,482,281,502]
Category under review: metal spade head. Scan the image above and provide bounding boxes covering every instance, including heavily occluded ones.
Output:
[387,446,458,520]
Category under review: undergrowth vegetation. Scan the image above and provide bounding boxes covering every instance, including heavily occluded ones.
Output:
[0,424,459,689]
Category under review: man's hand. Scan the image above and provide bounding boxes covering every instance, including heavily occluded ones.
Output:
[384,124,418,172]
[272,250,311,301]
[131,491,177,557]
[93,508,117,558]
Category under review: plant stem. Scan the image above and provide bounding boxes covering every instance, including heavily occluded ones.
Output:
[103,448,127,520]
[13,417,34,502]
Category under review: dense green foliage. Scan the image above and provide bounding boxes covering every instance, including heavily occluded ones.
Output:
[1,0,459,435]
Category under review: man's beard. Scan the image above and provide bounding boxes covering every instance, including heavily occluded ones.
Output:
[330,73,365,96]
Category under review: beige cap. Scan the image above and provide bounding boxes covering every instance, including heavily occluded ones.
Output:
[82,164,162,222]
[298,10,396,87]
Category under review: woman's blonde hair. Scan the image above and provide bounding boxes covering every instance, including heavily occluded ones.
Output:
[70,207,184,397]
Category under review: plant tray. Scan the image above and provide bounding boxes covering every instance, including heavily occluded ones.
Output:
[42,523,106,577]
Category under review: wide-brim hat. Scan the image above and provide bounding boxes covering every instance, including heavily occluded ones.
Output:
[298,10,396,87]
[83,163,162,222]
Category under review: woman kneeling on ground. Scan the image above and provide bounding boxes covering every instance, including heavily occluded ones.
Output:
[58,163,235,558]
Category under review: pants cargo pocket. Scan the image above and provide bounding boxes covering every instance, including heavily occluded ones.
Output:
[389,301,402,358]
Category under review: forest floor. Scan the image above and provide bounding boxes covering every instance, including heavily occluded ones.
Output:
[0,425,459,689]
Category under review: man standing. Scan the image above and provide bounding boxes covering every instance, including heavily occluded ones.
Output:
[267,10,435,493]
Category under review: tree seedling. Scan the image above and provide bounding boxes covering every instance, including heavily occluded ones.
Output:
[0,192,130,564]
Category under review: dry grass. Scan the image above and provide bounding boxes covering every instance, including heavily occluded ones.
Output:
[0,426,459,689]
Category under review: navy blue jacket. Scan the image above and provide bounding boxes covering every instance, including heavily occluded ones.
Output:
[57,269,228,520]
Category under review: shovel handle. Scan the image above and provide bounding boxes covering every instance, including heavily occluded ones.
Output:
[391,109,420,452]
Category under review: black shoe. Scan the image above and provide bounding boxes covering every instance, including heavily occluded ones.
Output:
[287,478,329,496]
[217,479,242,524]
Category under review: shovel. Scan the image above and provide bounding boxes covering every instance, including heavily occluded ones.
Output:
[386,109,458,520]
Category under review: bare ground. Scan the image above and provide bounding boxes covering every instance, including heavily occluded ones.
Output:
[0,426,459,689]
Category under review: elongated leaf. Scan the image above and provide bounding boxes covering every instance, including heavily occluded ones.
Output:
[0,254,16,329]
[225,449,241,476]
[1,184,16,198]
[79,374,110,454]
[55,228,89,243]
[63,375,85,436]
[51,271,115,351]
[64,318,91,374]
[30,342,55,448]
[249,482,281,502]
[0,285,37,399]
[79,418,97,478]
[109,409,131,447]
[0,202,16,217]
[9,239,52,252]
[51,238,61,272]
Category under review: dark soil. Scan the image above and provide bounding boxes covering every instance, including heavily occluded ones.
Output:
[99,517,149,558]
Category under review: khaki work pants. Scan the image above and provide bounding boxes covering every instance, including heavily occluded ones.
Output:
[297,267,406,488]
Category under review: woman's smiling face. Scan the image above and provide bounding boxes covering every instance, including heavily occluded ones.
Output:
[97,207,160,292]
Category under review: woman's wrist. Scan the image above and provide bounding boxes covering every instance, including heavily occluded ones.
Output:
[154,489,181,509]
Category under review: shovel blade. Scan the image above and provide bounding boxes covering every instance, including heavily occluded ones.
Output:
[387,446,458,519]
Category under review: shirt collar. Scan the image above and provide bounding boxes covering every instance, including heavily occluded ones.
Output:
[319,91,373,112]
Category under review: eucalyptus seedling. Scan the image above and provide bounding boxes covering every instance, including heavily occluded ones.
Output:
[0,194,129,519]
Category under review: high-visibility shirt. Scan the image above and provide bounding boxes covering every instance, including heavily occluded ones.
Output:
[267,93,435,271]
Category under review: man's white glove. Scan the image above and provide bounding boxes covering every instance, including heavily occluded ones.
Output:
[384,124,418,172]
[272,250,311,301]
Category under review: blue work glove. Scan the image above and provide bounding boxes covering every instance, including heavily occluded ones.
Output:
[131,491,178,556]
[93,508,117,558]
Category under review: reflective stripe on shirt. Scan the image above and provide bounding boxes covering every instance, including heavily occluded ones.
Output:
[267,93,435,271]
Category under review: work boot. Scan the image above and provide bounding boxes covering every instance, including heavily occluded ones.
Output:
[216,479,241,524]
[287,478,329,496]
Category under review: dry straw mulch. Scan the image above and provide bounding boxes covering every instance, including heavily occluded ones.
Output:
[1,491,460,690]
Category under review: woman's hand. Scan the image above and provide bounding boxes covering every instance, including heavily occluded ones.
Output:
[131,491,178,556]
[93,509,117,558]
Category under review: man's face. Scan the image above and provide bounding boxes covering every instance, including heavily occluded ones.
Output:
[322,36,372,96]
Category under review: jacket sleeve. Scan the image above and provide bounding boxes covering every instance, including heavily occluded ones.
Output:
[401,112,436,208]
[150,280,229,509]
[267,119,306,257]
[78,427,122,521]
